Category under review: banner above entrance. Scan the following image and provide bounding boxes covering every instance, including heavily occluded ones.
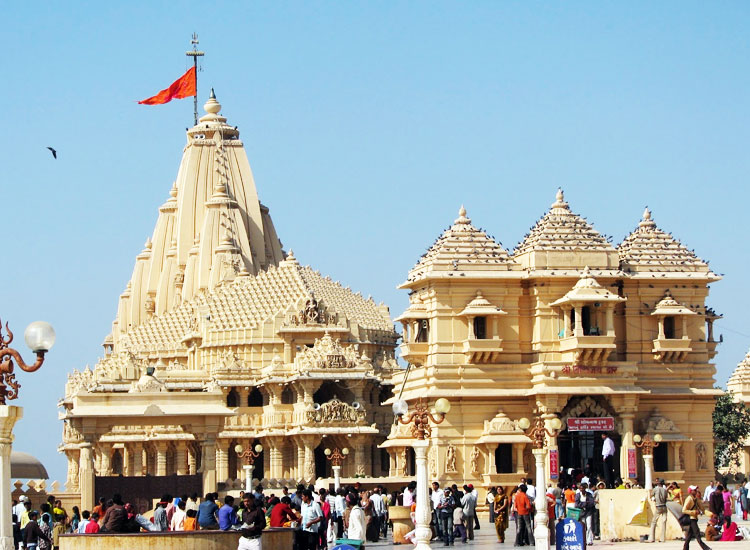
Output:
[567,417,614,432]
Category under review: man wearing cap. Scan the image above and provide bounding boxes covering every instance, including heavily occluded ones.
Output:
[682,485,711,550]
[649,479,668,543]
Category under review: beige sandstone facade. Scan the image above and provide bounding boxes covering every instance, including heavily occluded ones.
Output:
[727,352,750,474]
[386,193,721,492]
[59,93,398,508]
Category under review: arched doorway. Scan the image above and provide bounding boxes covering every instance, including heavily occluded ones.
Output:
[557,396,621,482]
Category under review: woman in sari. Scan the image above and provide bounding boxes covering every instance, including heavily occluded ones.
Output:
[720,517,741,541]
[494,485,509,543]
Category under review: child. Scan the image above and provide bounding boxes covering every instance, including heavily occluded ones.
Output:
[184,509,198,531]
[52,514,66,550]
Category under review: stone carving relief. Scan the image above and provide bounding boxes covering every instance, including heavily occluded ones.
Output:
[695,443,708,471]
[483,409,522,434]
[445,444,457,473]
[305,460,315,481]
[213,350,244,374]
[129,369,167,393]
[295,333,366,371]
[643,409,682,435]
[357,463,366,476]
[307,398,366,424]
[679,446,685,471]
[429,445,438,478]
[65,366,97,398]
[561,396,614,423]
[290,296,337,326]
[470,446,481,474]
[399,448,408,477]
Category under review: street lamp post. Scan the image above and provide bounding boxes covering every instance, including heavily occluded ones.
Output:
[0,318,55,550]
[324,447,349,490]
[519,413,562,550]
[235,443,263,493]
[633,433,662,490]
[393,397,451,550]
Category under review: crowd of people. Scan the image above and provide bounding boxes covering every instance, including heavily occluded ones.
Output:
[10,475,749,549]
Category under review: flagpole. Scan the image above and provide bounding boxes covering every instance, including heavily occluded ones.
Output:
[186,33,204,126]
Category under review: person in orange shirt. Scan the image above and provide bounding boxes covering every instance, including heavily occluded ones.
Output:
[184,509,198,531]
[564,485,577,517]
[514,485,532,546]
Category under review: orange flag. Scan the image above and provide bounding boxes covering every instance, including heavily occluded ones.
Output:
[138,67,196,105]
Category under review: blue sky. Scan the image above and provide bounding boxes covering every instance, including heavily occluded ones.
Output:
[3,2,749,483]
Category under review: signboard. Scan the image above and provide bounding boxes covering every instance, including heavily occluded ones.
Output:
[549,448,559,479]
[566,417,614,432]
[556,518,585,550]
[628,448,637,479]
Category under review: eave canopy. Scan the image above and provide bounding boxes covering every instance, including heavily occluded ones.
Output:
[550,266,625,307]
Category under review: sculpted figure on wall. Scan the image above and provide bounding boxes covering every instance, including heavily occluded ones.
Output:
[429,445,438,478]
[399,448,408,477]
[470,446,481,474]
[445,444,457,473]
[696,443,708,471]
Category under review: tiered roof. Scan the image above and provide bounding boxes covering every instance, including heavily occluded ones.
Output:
[124,253,394,352]
[617,208,716,277]
[728,350,750,391]
[514,190,615,255]
[405,206,513,283]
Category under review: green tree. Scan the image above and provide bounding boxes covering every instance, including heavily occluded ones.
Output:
[713,391,750,470]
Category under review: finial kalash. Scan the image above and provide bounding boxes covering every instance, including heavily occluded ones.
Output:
[235,443,263,465]
[324,447,349,467]
[393,397,451,440]
[518,413,563,449]
[0,319,56,404]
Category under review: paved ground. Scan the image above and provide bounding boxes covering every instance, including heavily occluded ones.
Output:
[363,518,750,550]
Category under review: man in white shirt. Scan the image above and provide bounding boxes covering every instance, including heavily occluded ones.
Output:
[12,496,27,526]
[601,433,616,488]
[300,490,323,550]
[431,482,443,540]
[334,488,346,538]
[526,478,537,503]
[369,488,384,540]
[702,481,715,503]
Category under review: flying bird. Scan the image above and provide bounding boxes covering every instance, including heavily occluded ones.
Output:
[46,147,57,159]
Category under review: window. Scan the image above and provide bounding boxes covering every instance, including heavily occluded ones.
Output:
[474,316,487,340]
[653,443,669,472]
[226,389,239,407]
[415,320,429,342]
[582,306,592,335]
[281,386,294,404]
[495,444,513,473]
[248,387,264,407]
[664,316,676,339]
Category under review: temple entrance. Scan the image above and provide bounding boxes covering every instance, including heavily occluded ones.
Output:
[558,396,621,483]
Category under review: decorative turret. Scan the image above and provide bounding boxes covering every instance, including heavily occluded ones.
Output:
[513,189,619,270]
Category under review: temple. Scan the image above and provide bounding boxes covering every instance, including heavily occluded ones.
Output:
[386,193,721,490]
[727,351,750,473]
[59,92,399,509]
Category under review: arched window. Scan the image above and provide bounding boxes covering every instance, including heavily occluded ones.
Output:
[248,387,264,407]
[226,389,239,407]
[281,386,295,405]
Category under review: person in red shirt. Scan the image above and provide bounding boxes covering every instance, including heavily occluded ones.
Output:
[270,496,298,527]
[85,512,101,533]
[514,485,532,546]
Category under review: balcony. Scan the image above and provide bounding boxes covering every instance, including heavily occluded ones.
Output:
[558,335,616,364]
[399,342,429,366]
[463,338,503,364]
[652,338,692,362]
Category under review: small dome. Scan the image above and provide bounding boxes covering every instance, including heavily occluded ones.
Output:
[11,451,49,480]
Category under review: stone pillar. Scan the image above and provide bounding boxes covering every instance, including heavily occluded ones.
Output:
[303,438,315,481]
[606,307,615,337]
[486,443,498,475]
[682,317,688,339]
[514,443,526,474]
[353,438,369,477]
[673,442,683,471]
[175,442,188,475]
[201,437,217,494]
[156,442,168,477]
[467,316,475,339]
[66,451,80,492]
[296,441,305,481]
[131,442,143,477]
[412,440,432,550]
[0,406,22,550]
[100,446,112,476]
[268,439,283,479]
[216,441,229,484]
[79,442,96,511]
[620,413,635,479]
[532,448,550,549]
[574,306,583,337]
[187,444,197,475]
[658,318,665,339]
[237,387,250,407]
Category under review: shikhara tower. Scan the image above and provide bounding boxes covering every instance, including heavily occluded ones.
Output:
[60,93,398,509]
